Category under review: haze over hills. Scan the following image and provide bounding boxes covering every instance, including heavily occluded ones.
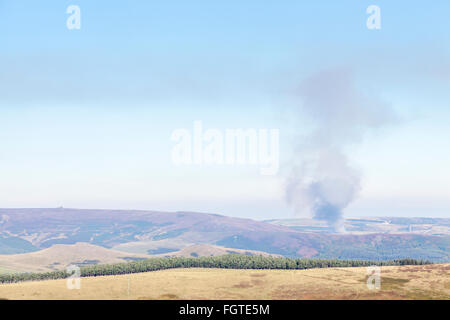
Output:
[0,208,449,266]
[267,217,450,236]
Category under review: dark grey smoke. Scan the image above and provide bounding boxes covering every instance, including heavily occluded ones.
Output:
[286,69,396,232]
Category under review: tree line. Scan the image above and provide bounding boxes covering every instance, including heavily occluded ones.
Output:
[0,255,431,284]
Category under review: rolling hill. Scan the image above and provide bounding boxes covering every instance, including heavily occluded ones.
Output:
[0,243,151,273]
[0,208,449,264]
[153,244,282,258]
[0,243,281,273]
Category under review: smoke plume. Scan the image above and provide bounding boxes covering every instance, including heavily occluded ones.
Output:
[286,69,395,232]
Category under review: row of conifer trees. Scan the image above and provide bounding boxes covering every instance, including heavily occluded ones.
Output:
[0,255,430,284]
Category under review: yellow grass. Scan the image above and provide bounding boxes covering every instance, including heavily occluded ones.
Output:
[0,264,449,300]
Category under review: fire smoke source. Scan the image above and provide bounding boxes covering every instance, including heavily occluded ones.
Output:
[286,69,396,232]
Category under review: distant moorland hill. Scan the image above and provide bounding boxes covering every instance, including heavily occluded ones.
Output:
[0,208,448,264]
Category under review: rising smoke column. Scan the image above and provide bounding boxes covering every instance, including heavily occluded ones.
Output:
[286,69,396,232]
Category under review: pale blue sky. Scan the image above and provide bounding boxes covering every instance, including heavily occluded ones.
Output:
[0,1,449,218]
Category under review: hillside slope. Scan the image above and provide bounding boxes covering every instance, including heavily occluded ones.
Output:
[0,208,448,262]
[0,264,448,300]
[154,244,282,258]
[0,243,151,273]
[0,243,281,273]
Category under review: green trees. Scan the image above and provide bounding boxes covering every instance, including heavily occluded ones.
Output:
[0,255,430,284]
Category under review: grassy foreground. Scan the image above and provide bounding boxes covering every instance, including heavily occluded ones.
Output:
[0,264,448,300]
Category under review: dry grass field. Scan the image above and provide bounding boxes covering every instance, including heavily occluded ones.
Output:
[0,264,449,300]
